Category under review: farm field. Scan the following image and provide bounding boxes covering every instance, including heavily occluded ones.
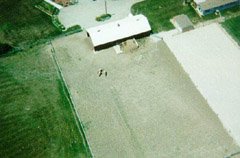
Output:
[0,46,91,157]
[222,15,240,44]
[0,0,61,47]
[51,32,239,157]
[131,0,240,32]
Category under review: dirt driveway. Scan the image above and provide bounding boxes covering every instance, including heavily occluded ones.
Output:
[58,0,142,29]
[50,32,239,157]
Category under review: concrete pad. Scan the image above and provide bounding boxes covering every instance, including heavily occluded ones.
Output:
[164,23,240,146]
[58,0,142,29]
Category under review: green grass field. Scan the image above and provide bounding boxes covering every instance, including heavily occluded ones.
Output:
[222,16,240,44]
[0,46,91,157]
[131,0,200,32]
[131,0,240,33]
[0,0,61,47]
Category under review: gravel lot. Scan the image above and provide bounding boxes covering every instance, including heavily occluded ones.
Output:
[58,0,142,29]
[50,32,239,157]
[164,23,240,147]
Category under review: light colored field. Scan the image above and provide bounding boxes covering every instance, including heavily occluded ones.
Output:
[50,32,239,157]
[58,0,142,29]
[164,23,240,146]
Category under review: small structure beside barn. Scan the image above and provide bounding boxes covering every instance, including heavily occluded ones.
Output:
[54,0,78,7]
[86,14,152,51]
[192,0,240,16]
[171,14,194,32]
[44,0,63,10]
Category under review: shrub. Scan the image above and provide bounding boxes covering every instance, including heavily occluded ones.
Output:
[0,43,13,55]
[96,14,111,22]
[64,25,82,36]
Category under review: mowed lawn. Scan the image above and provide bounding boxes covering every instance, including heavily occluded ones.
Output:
[0,46,91,157]
[0,0,61,46]
[131,0,200,32]
[131,0,240,33]
[222,16,240,43]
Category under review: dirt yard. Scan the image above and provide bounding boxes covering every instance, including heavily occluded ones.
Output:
[58,0,142,29]
[50,32,239,157]
[164,23,240,147]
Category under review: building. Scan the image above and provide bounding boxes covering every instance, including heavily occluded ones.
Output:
[44,0,63,10]
[54,0,78,7]
[193,0,240,16]
[86,14,152,51]
[171,14,194,32]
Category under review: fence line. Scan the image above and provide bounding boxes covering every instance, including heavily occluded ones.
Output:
[50,41,94,158]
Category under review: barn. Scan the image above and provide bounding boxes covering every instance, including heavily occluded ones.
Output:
[86,14,152,51]
[193,0,240,16]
